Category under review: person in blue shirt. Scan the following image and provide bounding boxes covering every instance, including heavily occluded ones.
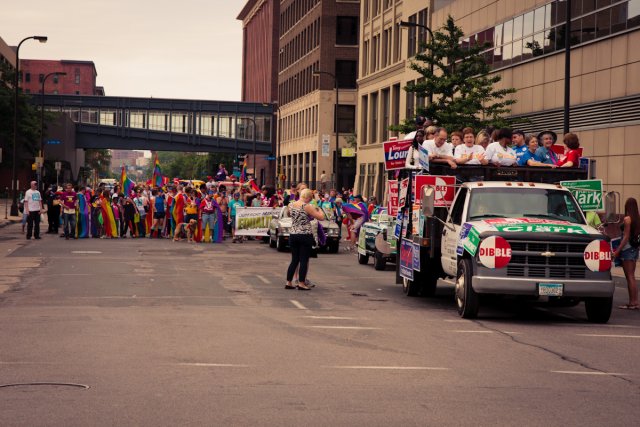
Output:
[534,130,560,165]
[512,130,529,165]
[519,135,557,167]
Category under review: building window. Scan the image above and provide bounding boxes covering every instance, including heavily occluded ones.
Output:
[25,72,31,83]
[336,60,357,89]
[361,95,369,145]
[39,74,44,83]
[406,80,415,120]
[382,88,390,141]
[336,105,356,134]
[362,40,370,76]
[336,16,359,45]
[75,69,80,84]
[392,83,400,136]
[407,14,417,57]
[75,90,80,95]
[370,92,379,143]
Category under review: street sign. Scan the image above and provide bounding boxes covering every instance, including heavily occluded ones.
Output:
[55,162,62,171]
[341,147,356,157]
[46,139,62,145]
[35,157,43,167]
[560,179,603,212]
[265,156,276,161]
[321,135,330,157]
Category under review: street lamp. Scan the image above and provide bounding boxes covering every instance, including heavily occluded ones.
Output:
[399,21,434,107]
[273,102,282,189]
[563,0,572,134]
[312,69,339,189]
[10,35,47,217]
[242,117,257,183]
[39,71,66,190]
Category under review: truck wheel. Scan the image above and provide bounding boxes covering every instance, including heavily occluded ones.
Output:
[422,271,438,297]
[373,250,387,270]
[455,258,479,318]
[402,277,420,296]
[269,233,276,248]
[358,252,369,264]
[328,242,339,253]
[584,297,613,323]
[276,235,286,252]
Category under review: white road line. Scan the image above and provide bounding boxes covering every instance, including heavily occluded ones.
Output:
[444,320,468,323]
[71,251,102,254]
[326,366,450,371]
[576,334,640,339]
[551,370,628,376]
[256,275,271,284]
[307,326,380,330]
[304,316,356,320]
[176,363,250,368]
[451,330,494,333]
[290,300,308,310]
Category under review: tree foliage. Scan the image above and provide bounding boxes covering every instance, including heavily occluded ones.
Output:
[142,151,236,181]
[85,149,112,177]
[393,15,517,133]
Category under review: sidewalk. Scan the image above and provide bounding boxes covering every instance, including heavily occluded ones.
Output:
[0,198,20,229]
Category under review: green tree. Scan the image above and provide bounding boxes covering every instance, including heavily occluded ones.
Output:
[393,15,517,133]
[0,62,43,168]
[85,149,112,177]
[143,151,236,181]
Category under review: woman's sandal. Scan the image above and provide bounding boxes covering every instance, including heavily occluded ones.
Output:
[284,283,296,289]
[617,304,640,310]
[296,284,311,291]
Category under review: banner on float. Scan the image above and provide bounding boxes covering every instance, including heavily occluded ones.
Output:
[235,207,282,236]
[383,138,412,170]
[413,175,456,206]
[387,180,399,216]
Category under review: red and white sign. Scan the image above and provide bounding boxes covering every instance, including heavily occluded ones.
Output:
[483,218,572,225]
[387,180,399,216]
[383,138,413,170]
[583,240,612,272]
[478,236,512,269]
[399,178,409,208]
[414,175,456,206]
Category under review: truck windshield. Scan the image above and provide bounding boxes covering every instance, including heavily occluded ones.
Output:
[467,188,585,224]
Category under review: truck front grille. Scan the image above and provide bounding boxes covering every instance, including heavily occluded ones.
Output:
[506,240,588,279]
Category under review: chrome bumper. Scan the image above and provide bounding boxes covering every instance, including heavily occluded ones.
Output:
[472,276,614,298]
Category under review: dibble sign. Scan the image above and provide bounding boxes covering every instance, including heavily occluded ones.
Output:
[478,236,512,269]
[583,240,612,272]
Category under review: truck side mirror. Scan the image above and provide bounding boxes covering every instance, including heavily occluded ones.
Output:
[422,185,435,217]
[604,191,620,224]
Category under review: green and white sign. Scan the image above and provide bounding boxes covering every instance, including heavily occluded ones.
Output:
[493,223,587,234]
[463,227,480,256]
[560,179,603,212]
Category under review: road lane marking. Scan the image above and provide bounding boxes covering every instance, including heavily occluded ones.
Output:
[304,316,356,320]
[307,326,380,330]
[451,330,494,333]
[290,300,307,310]
[326,366,449,371]
[576,334,640,339]
[551,371,628,376]
[256,275,271,284]
[444,320,468,323]
[71,251,102,254]
[176,363,250,368]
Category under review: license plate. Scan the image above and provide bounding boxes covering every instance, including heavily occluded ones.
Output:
[538,283,563,296]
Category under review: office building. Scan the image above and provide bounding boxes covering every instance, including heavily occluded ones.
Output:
[19,59,101,95]
[356,0,640,204]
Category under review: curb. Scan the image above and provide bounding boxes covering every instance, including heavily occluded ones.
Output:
[0,219,18,229]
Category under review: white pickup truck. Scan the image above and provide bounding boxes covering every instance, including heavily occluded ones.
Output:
[401,179,614,323]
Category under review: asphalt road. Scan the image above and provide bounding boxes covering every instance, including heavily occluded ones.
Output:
[1,223,639,426]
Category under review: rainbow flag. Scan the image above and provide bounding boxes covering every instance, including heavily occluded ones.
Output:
[100,194,118,237]
[240,159,247,183]
[152,154,163,188]
[249,179,260,193]
[120,166,136,197]
[342,202,367,219]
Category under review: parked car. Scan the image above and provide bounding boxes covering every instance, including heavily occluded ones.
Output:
[269,204,340,253]
[357,208,397,270]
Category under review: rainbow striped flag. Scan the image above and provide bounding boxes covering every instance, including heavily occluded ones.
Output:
[249,179,260,193]
[152,154,163,188]
[240,159,247,183]
[120,166,136,197]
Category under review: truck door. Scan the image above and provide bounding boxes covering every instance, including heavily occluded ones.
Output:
[441,188,468,276]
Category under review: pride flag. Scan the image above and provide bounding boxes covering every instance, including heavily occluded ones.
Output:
[249,179,260,193]
[152,154,163,188]
[240,159,247,183]
[120,166,136,197]
[342,202,367,219]
[100,194,118,237]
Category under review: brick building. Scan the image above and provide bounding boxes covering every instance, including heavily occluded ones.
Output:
[19,59,101,95]
[238,0,280,187]
[278,0,360,190]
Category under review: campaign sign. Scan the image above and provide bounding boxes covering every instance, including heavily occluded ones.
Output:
[583,239,612,272]
[478,236,512,269]
[387,180,399,216]
[394,211,403,239]
[560,179,603,212]
[418,145,430,172]
[399,239,414,280]
[414,175,456,206]
[383,139,412,170]
[412,241,421,272]
[399,178,409,208]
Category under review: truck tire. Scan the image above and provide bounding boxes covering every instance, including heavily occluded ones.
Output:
[328,242,339,253]
[455,258,479,318]
[584,297,613,323]
[276,235,286,252]
[269,233,276,248]
[402,277,420,297]
[373,250,386,270]
[358,252,369,264]
[422,272,438,297]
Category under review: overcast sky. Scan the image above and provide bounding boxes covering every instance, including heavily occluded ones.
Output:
[1,0,244,101]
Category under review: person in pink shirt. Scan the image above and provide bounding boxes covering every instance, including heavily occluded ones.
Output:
[61,183,78,239]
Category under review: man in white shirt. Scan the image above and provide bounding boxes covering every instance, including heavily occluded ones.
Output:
[484,128,518,166]
[423,128,457,169]
[24,180,43,240]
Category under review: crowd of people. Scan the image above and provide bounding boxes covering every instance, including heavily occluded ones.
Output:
[405,125,581,170]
